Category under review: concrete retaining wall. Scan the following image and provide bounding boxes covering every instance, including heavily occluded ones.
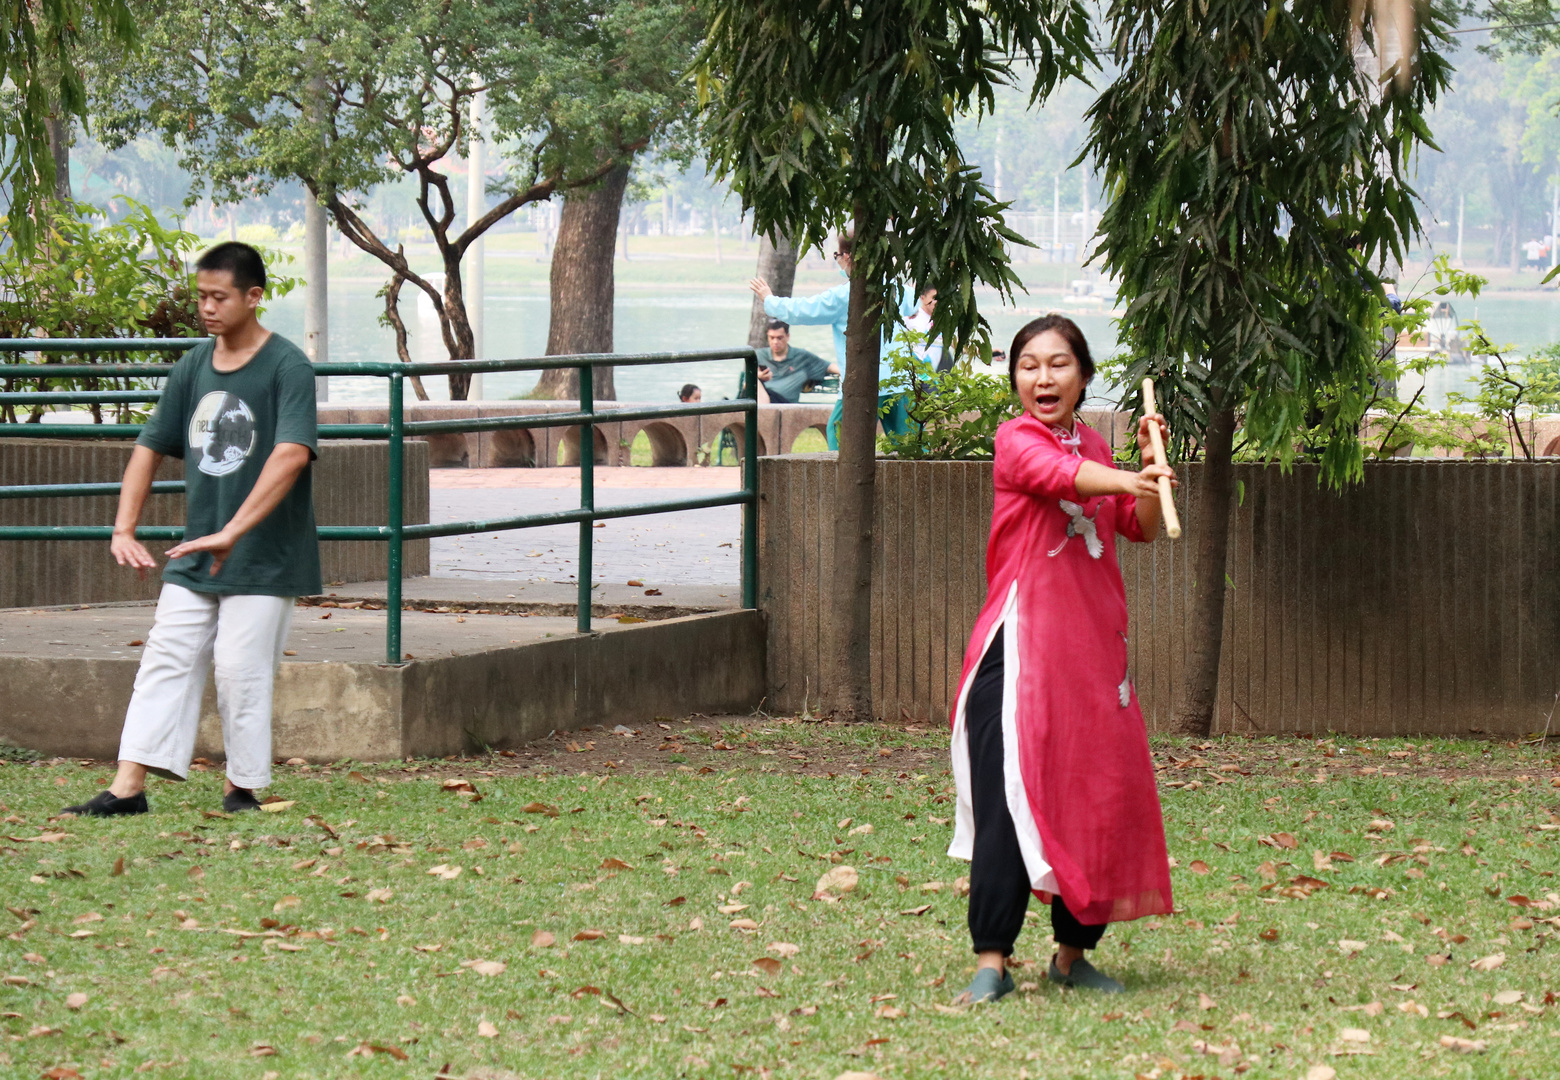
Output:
[0,609,766,761]
[319,401,841,468]
[0,439,430,607]
[759,453,1560,737]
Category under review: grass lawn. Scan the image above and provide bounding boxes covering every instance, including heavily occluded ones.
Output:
[2,724,1557,1079]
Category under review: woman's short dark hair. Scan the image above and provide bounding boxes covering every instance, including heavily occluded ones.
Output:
[195,241,267,292]
[1007,314,1094,407]
[678,383,700,401]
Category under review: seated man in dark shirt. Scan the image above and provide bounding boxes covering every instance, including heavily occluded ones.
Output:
[755,319,836,404]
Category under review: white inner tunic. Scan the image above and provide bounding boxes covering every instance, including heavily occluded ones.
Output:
[948,579,1058,895]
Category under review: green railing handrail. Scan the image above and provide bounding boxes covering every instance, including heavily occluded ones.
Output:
[0,339,761,664]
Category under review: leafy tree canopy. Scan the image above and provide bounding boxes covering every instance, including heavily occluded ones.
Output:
[91,0,699,379]
[1086,0,1456,485]
[696,0,1096,357]
[1,0,134,248]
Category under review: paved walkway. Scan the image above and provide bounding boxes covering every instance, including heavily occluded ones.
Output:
[0,604,630,663]
[429,467,743,586]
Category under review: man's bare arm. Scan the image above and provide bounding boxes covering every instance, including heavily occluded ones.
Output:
[110,445,166,577]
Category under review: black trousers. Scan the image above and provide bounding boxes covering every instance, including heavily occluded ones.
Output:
[966,627,1106,956]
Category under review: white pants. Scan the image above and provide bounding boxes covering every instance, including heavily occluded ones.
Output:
[118,583,294,790]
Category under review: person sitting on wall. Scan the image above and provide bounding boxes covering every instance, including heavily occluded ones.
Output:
[755,319,835,404]
[62,241,320,818]
[679,384,702,403]
[748,232,919,448]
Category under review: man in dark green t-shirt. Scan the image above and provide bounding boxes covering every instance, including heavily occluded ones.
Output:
[63,242,319,819]
[755,319,836,404]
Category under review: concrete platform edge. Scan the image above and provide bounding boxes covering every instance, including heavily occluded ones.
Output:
[1,609,766,762]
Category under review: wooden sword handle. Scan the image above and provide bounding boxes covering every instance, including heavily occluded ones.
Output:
[1139,377,1182,540]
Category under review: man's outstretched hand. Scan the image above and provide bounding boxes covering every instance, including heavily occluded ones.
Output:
[110,530,159,579]
[165,529,239,575]
[747,277,772,302]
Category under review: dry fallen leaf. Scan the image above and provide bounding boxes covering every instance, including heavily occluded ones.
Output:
[72,912,102,924]
[618,935,646,945]
[752,957,782,976]
[111,856,124,877]
[272,896,301,913]
[600,857,633,871]
[899,904,933,917]
[259,801,295,814]
[1305,1067,1338,1080]
[365,888,393,903]
[1188,860,1211,875]
[1198,992,1217,1010]
[1338,1027,1370,1044]
[573,929,604,941]
[1338,939,1367,954]
[1469,953,1506,972]
[768,942,800,957]
[730,918,759,931]
[396,995,417,1007]
[814,865,859,900]
[1492,990,1524,1005]
[464,960,507,977]
[477,1020,498,1038]
[63,992,88,1010]
[1438,1035,1487,1053]
[531,930,556,948]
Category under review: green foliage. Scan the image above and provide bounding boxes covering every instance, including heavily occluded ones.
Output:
[1335,257,1560,460]
[696,0,1096,363]
[0,198,295,423]
[878,341,1018,460]
[0,0,134,250]
[93,0,700,370]
[1085,0,1456,488]
[1439,330,1560,458]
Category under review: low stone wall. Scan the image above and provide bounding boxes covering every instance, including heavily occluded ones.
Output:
[319,400,838,468]
[0,439,430,608]
[0,609,766,760]
[759,453,1560,737]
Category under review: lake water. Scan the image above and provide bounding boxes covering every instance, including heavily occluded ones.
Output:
[264,280,1560,411]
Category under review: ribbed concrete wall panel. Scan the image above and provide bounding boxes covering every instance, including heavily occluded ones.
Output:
[760,455,1560,737]
[0,439,430,607]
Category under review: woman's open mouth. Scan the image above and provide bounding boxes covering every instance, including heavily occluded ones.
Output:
[1036,393,1061,409]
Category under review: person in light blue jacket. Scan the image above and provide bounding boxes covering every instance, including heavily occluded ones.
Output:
[748,232,918,450]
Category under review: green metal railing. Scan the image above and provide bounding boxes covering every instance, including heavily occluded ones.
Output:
[0,338,760,663]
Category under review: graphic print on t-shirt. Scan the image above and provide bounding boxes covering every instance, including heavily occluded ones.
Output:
[188,390,257,477]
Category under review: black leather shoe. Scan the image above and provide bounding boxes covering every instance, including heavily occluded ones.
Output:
[61,790,148,817]
[223,788,263,813]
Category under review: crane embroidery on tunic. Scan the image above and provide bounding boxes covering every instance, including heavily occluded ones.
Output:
[1049,500,1103,559]
[1117,632,1132,707]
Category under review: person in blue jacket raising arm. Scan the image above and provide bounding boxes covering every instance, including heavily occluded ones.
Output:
[747,232,917,450]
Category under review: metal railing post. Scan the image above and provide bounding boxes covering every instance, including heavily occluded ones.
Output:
[742,349,758,610]
[577,364,594,634]
[387,371,405,663]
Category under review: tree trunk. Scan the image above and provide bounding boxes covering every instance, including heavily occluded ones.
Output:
[1511,207,1522,273]
[829,209,882,720]
[44,115,71,201]
[1172,404,1237,736]
[747,232,799,349]
[534,162,631,400]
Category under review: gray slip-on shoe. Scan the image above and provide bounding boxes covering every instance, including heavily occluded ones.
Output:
[1048,956,1124,993]
[954,966,1015,1004]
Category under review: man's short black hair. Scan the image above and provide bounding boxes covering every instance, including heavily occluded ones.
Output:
[766,319,790,334]
[195,242,267,293]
